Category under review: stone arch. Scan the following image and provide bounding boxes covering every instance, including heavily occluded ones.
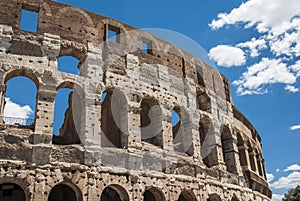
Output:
[247,140,257,172]
[255,148,263,176]
[231,194,240,201]
[0,178,31,201]
[41,2,53,17]
[100,184,130,201]
[57,6,94,27]
[199,115,216,167]
[101,87,128,148]
[143,187,166,201]
[208,193,222,201]
[196,89,211,113]
[2,69,39,126]
[237,132,248,167]
[221,125,237,174]
[140,97,163,148]
[48,182,83,201]
[4,69,39,88]
[177,190,197,201]
[172,106,193,156]
[52,81,86,145]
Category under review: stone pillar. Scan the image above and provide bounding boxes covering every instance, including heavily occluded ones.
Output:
[34,89,56,144]
[249,150,259,174]
[127,100,142,149]
[0,84,6,117]
[81,96,101,147]
[161,107,173,151]
[238,144,251,168]
[190,112,201,160]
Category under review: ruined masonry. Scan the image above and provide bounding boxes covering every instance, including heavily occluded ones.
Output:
[0,0,272,201]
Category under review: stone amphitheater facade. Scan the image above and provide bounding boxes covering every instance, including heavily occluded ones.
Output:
[0,0,272,201]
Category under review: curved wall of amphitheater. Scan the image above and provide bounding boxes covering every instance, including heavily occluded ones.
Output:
[0,0,271,200]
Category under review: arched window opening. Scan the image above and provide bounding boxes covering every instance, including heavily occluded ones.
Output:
[140,98,163,148]
[52,85,84,145]
[196,65,205,87]
[3,76,37,129]
[196,90,211,113]
[247,142,257,172]
[48,183,81,201]
[101,185,129,201]
[221,126,237,174]
[237,133,247,167]
[0,183,25,201]
[143,188,165,201]
[231,195,239,201]
[199,116,215,167]
[58,56,80,75]
[256,149,263,176]
[178,191,197,201]
[101,89,128,148]
[172,107,193,156]
[208,194,222,201]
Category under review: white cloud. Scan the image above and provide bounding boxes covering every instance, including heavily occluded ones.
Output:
[237,37,267,57]
[285,85,299,93]
[232,58,296,95]
[267,173,275,183]
[284,164,300,172]
[276,169,280,172]
[290,125,300,131]
[4,98,33,119]
[209,0,300,33]
[208,45,246,67]
[210,0,300,95]
[272,194,284,201]
[270,172,300,189]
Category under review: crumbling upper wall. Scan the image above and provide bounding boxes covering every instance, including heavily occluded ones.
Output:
[0,0,229,100]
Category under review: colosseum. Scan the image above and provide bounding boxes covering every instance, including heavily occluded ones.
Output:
[0,0,272,200]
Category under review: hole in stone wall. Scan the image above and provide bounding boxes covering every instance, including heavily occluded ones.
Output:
[52,87,83,145]
[143,188,165,201]
[0,183,25,201]
[52,88,72,136]
[3,76,37,127]
[58,56,80,75]
[142,38,153,54]
[20,9,39,32]
[196,65,205,87]
[107,24,120,43]
[48,184,79,201]
[140,98,163,148]
[101,89,128,148]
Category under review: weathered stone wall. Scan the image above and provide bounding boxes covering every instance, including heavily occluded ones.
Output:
[0,0,271,200]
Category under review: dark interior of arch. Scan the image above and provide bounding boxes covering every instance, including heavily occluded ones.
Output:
[143,190,156,201]
[0,183,25,201]
[101,187,122,201]
[172,108,193,156]
[48,184,77,201]
[52,91,82,145]
[199,117,216,168]
[221,126,237,174]
[101,89,128,148]
[140,98,163,148]
[178,192,196,201]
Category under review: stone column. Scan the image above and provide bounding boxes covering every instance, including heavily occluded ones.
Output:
[0,84,6,117]
[127,100,142,149]
[238,144,251,168]
[34,89,56,144]
[249,149,259,174]
[161,107,173,151]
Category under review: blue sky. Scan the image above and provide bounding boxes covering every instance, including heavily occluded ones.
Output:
[4,0,300,200]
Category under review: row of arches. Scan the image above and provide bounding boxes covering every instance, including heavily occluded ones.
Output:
[0,69,265,178]
[0,181,245,201]
[0,182,198,201]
